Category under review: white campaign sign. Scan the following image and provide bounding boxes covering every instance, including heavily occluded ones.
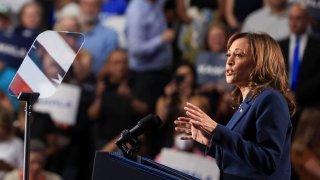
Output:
[157,148,220,180]
[33,83,81,125]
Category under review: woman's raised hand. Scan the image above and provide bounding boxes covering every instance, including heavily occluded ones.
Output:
[175,102,217,147]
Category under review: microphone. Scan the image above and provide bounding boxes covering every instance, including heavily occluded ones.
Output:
[129,113,162,138]
[116,114,162,158]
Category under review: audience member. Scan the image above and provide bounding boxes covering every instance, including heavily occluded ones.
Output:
[78,0,118,75]
[54,0,80,21]
[176,0,216,63]
[157,61,210,130]
[278,3,320,118]
[291,108,320,180]
[153,61,210,157]
[17,2,43,31]
[154,132,212,168]
[14,2,42,38]
[125,0,174,114]
[156,132,207,158]
[277,5,320,178]
[224,0,263,32]
[278,12,320,180]
[12,2,43,68]
[32,0,54,29]
[242,0,290,40]
[194,23,230,116]
[0,0,32,25]
[88,49,148,152]
[4,139,62,180]
[54,15,96,180]
[55,16,94,83]
[0,106,23,179]
[162,0,182,68]
[0,3,36,70]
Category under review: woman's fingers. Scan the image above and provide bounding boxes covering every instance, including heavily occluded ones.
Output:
[174,120,189,128]
[186,102,204,114]
[175,126,192,135]
[190,119,201,126]
[177,117,192,122]
[190,119,216,137]
[184,102,207,122]
[175,118,192,135]
[184,106,202,118]
[175,119,191,129]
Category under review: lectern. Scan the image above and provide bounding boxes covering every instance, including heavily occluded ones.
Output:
[91,152,199,180]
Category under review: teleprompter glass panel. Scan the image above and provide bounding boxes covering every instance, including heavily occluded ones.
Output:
[8,31,85,98]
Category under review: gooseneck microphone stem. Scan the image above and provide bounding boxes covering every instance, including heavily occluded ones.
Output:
[116,114,162,159]
[116,129,139,159]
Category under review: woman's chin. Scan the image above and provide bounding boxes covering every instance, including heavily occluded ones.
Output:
[226,77,234,84]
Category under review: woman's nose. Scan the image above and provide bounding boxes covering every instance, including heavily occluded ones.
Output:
[226,57,234,65]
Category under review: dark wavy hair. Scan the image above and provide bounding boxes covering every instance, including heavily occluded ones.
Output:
[227,32,296,117]
[173,60,198,89]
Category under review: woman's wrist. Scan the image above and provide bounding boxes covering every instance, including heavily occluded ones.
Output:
[212,121,218,133]
[207,121,217,136]
[206,122,218,147]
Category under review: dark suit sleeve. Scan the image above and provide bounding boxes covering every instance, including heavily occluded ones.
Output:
[296,38,320,106]
[208,92,291,175]
[205,141,216,158]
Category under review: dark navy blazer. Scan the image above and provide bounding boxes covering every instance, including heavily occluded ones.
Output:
[207,88,292,180]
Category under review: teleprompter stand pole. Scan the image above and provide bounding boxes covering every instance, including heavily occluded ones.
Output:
[17,92,40,180]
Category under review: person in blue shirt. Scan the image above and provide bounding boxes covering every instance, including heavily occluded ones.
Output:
[175,32,296,179]
[78,0,118,75]
[125,0,174,113]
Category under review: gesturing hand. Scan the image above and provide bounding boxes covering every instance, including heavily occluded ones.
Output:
[174,102,217,147]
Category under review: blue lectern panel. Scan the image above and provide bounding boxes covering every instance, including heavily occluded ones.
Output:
[91,152,199,180]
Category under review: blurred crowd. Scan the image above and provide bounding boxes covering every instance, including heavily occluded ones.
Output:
[0,0,320,180]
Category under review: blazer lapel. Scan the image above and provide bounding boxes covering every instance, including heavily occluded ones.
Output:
[226,102,251,130]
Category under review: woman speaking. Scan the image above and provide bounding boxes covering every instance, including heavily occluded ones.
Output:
[175,32,296,180]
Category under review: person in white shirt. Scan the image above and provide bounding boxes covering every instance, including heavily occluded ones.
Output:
[242,0,290,40]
